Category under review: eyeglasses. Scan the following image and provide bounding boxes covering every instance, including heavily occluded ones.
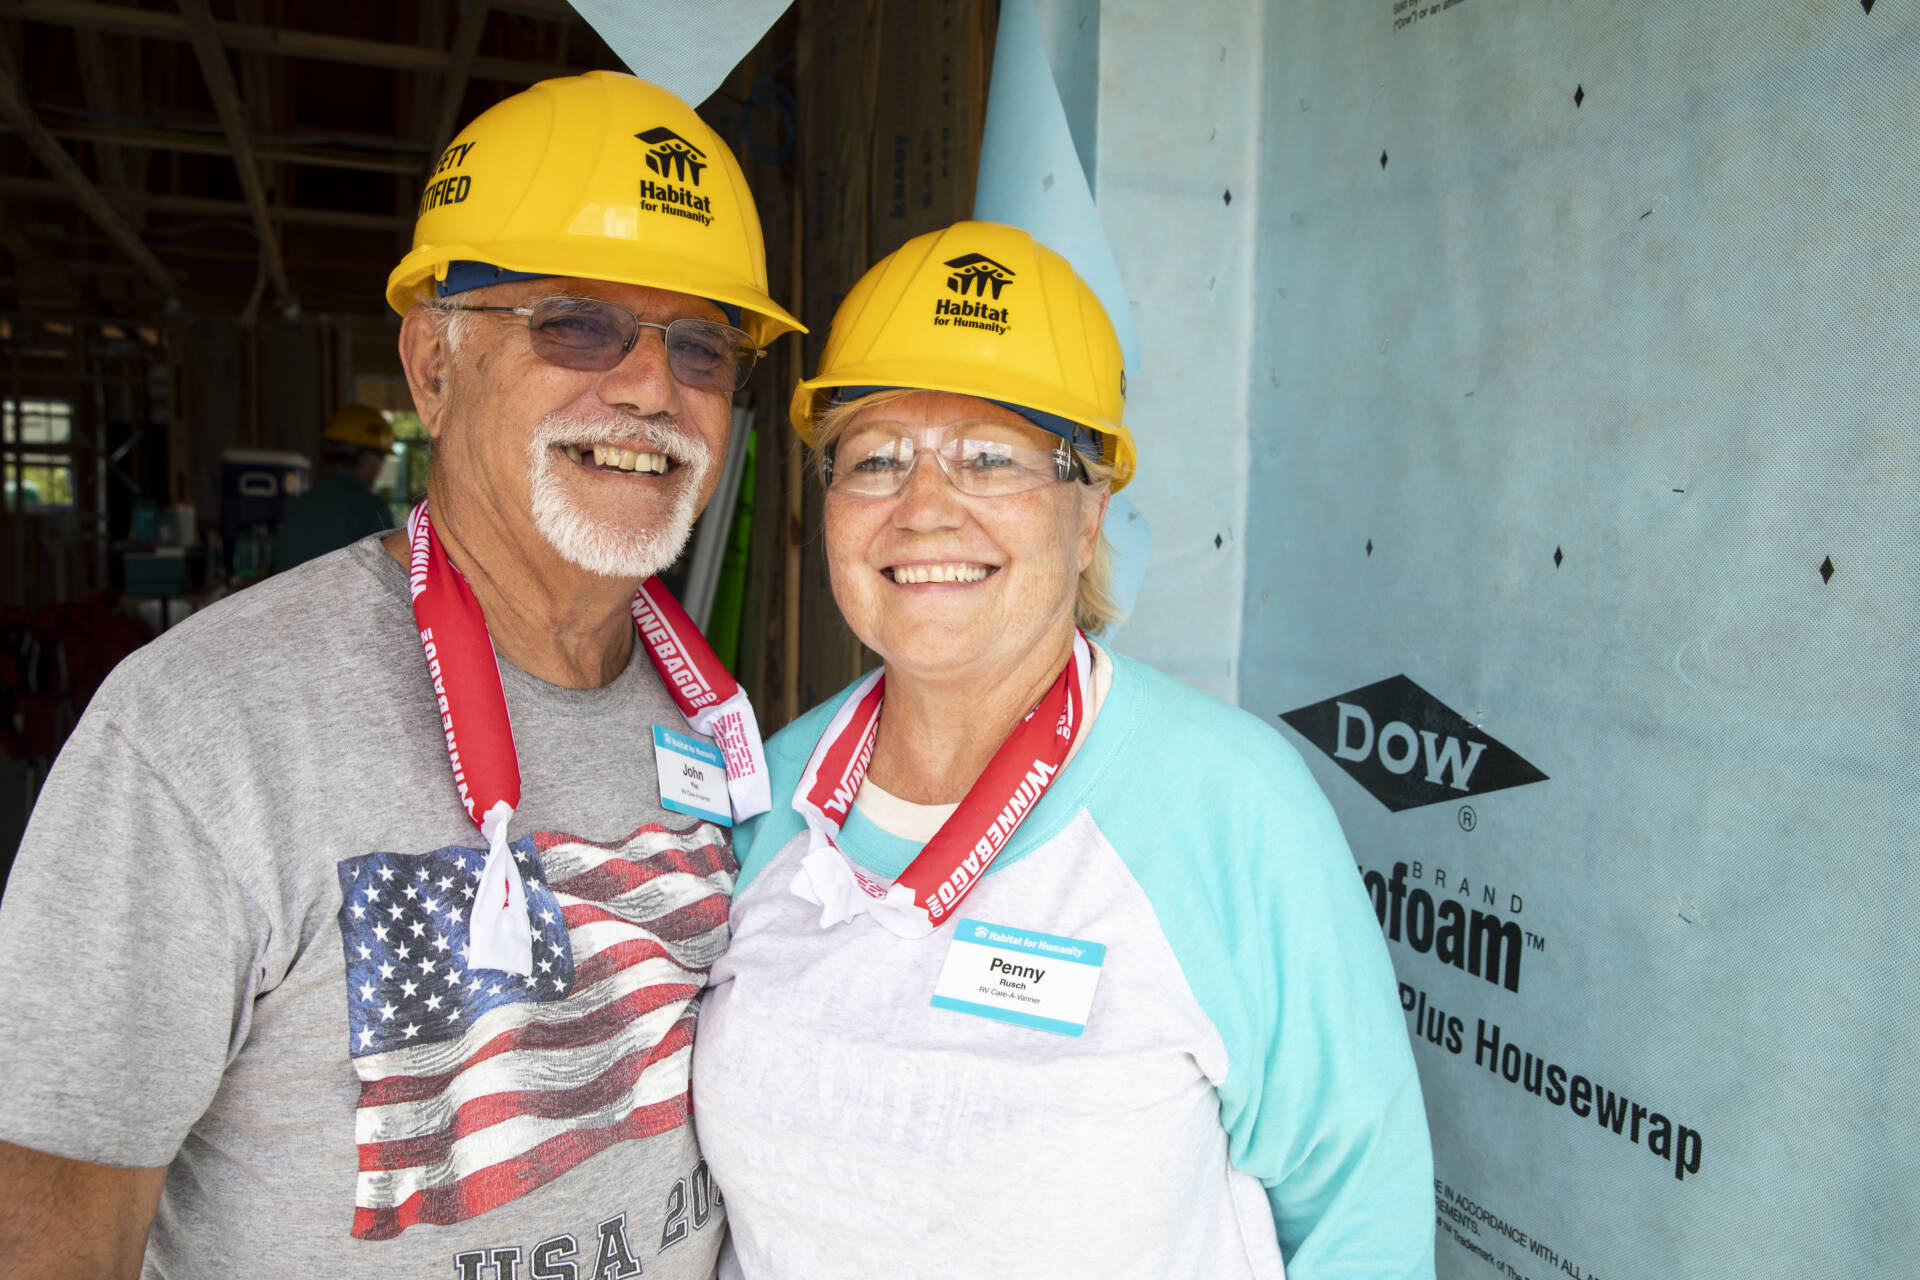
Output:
[445,296,762,393]
[825,420,1087,498]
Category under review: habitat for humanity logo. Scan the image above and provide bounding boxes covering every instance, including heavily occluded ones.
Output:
[634,127,714,227]
[638,127,706,184]
[1280,675,1547,811]
[934,253,1013,334]
[945,253,1014,298]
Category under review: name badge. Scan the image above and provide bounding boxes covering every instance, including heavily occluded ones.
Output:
[930,918,1106,1036]
[651,725,733,826]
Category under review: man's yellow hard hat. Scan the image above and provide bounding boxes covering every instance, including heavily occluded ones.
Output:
[789,220,1134,490]
[322,404,394,454]
[386,71,802,348]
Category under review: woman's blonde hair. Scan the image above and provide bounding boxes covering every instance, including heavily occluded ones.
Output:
[809,390,1126,635]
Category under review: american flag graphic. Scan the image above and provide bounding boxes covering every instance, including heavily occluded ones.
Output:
[334,821,735,1240]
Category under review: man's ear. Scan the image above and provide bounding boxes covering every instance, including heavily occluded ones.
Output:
[398,307,453,439]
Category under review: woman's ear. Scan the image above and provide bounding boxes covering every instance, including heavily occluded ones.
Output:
[1077,480,1111,572]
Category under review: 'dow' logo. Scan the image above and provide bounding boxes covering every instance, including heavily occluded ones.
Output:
[636,127,707,186]
[944,253,1015,299]
[1280,675,1547,812]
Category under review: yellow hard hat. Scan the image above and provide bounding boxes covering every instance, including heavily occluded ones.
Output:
[789,220,1134,490]
[323,404,394,454]
[386,71,803,347]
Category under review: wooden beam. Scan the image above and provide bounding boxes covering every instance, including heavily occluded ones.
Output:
[0,175,410,230]
[70,30,128,200]
[7,0,582,83]
[492,0,581,21]
[429,0,494,161]
[177,0,291,308]
[0,118,425,174]
[0,55,178,296]
[396,4,450,230]
[58,229,394,275]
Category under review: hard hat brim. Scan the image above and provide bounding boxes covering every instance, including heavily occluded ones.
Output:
[388,239,806,348]
[791,365,1136,492]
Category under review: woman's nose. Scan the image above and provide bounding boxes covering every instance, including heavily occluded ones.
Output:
[890,449,967,527]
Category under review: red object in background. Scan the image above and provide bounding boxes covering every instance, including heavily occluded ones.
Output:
[0,596,154,766]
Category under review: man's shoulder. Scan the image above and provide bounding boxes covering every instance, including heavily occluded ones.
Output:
[94,540,408,727]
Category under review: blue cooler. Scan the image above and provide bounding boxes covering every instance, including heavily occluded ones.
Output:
[220,449,310,575]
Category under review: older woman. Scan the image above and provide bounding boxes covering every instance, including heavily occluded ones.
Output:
[693,222,1433,1279]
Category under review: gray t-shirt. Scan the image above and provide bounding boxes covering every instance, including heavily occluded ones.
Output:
[0,537,733,1278]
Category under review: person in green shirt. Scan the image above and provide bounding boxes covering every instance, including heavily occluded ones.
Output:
[277,404,396,570]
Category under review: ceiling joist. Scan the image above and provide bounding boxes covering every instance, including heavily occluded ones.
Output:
[429,0,494,163]
[177,0,292,309]
[7,0,584,84]
[0,118,426,174]
[0,0,627,316]
[0,175,410,231]
[0,52,179,297]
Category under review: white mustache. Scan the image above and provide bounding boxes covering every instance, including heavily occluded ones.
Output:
[531,411,711,471]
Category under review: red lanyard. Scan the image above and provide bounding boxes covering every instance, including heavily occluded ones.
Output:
[790,631,1090,937]
[406,501,768,973]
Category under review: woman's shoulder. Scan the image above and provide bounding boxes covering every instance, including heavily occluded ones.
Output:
[1103,649,1320,789]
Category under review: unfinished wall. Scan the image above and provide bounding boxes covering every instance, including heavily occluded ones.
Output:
[1087,0,1264,701]
[1246,1,1916,1275]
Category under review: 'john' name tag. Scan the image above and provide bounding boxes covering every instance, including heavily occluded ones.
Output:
[930,918,1106,1036]
[651,725,733,826]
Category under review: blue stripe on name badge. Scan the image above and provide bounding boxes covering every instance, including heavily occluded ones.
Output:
[951,919,1107,966]
[928,995,1091,1036]
[654,725,724,766]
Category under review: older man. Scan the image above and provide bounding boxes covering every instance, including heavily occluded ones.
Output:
[0,71,799,1279]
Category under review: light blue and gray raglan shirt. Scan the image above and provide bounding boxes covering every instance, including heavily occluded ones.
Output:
[693,645,1435,1280]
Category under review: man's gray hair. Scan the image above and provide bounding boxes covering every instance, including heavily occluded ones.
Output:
[418,296,484,360]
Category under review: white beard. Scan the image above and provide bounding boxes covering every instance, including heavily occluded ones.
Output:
[526,410,714,579]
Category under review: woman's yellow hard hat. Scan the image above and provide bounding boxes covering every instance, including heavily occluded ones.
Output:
[791,221,1135,490]
[386,71,803,348]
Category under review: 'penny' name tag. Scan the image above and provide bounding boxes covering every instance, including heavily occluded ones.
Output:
[930,918,1106,1036]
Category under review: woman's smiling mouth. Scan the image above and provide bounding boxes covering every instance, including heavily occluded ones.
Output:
[884,562,995,584]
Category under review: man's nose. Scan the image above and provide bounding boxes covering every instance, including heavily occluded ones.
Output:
[595,325,683,416]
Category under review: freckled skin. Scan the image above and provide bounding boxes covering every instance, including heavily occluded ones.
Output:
[824,391,1106,698]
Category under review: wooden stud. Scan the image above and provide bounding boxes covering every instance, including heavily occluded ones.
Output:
[177,0,292,311]
[429,1,494,162]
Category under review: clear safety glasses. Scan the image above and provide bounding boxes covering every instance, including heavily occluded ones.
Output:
[446,296,763,393]
[825,420,1086,499]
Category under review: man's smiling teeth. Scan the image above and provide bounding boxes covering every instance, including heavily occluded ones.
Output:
[561,444,670,474]
[889,563,990,584]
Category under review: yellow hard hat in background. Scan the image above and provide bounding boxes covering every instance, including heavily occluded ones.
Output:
[322,404,394,454]
[386,71,803,347]
[789,220,1135,490]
